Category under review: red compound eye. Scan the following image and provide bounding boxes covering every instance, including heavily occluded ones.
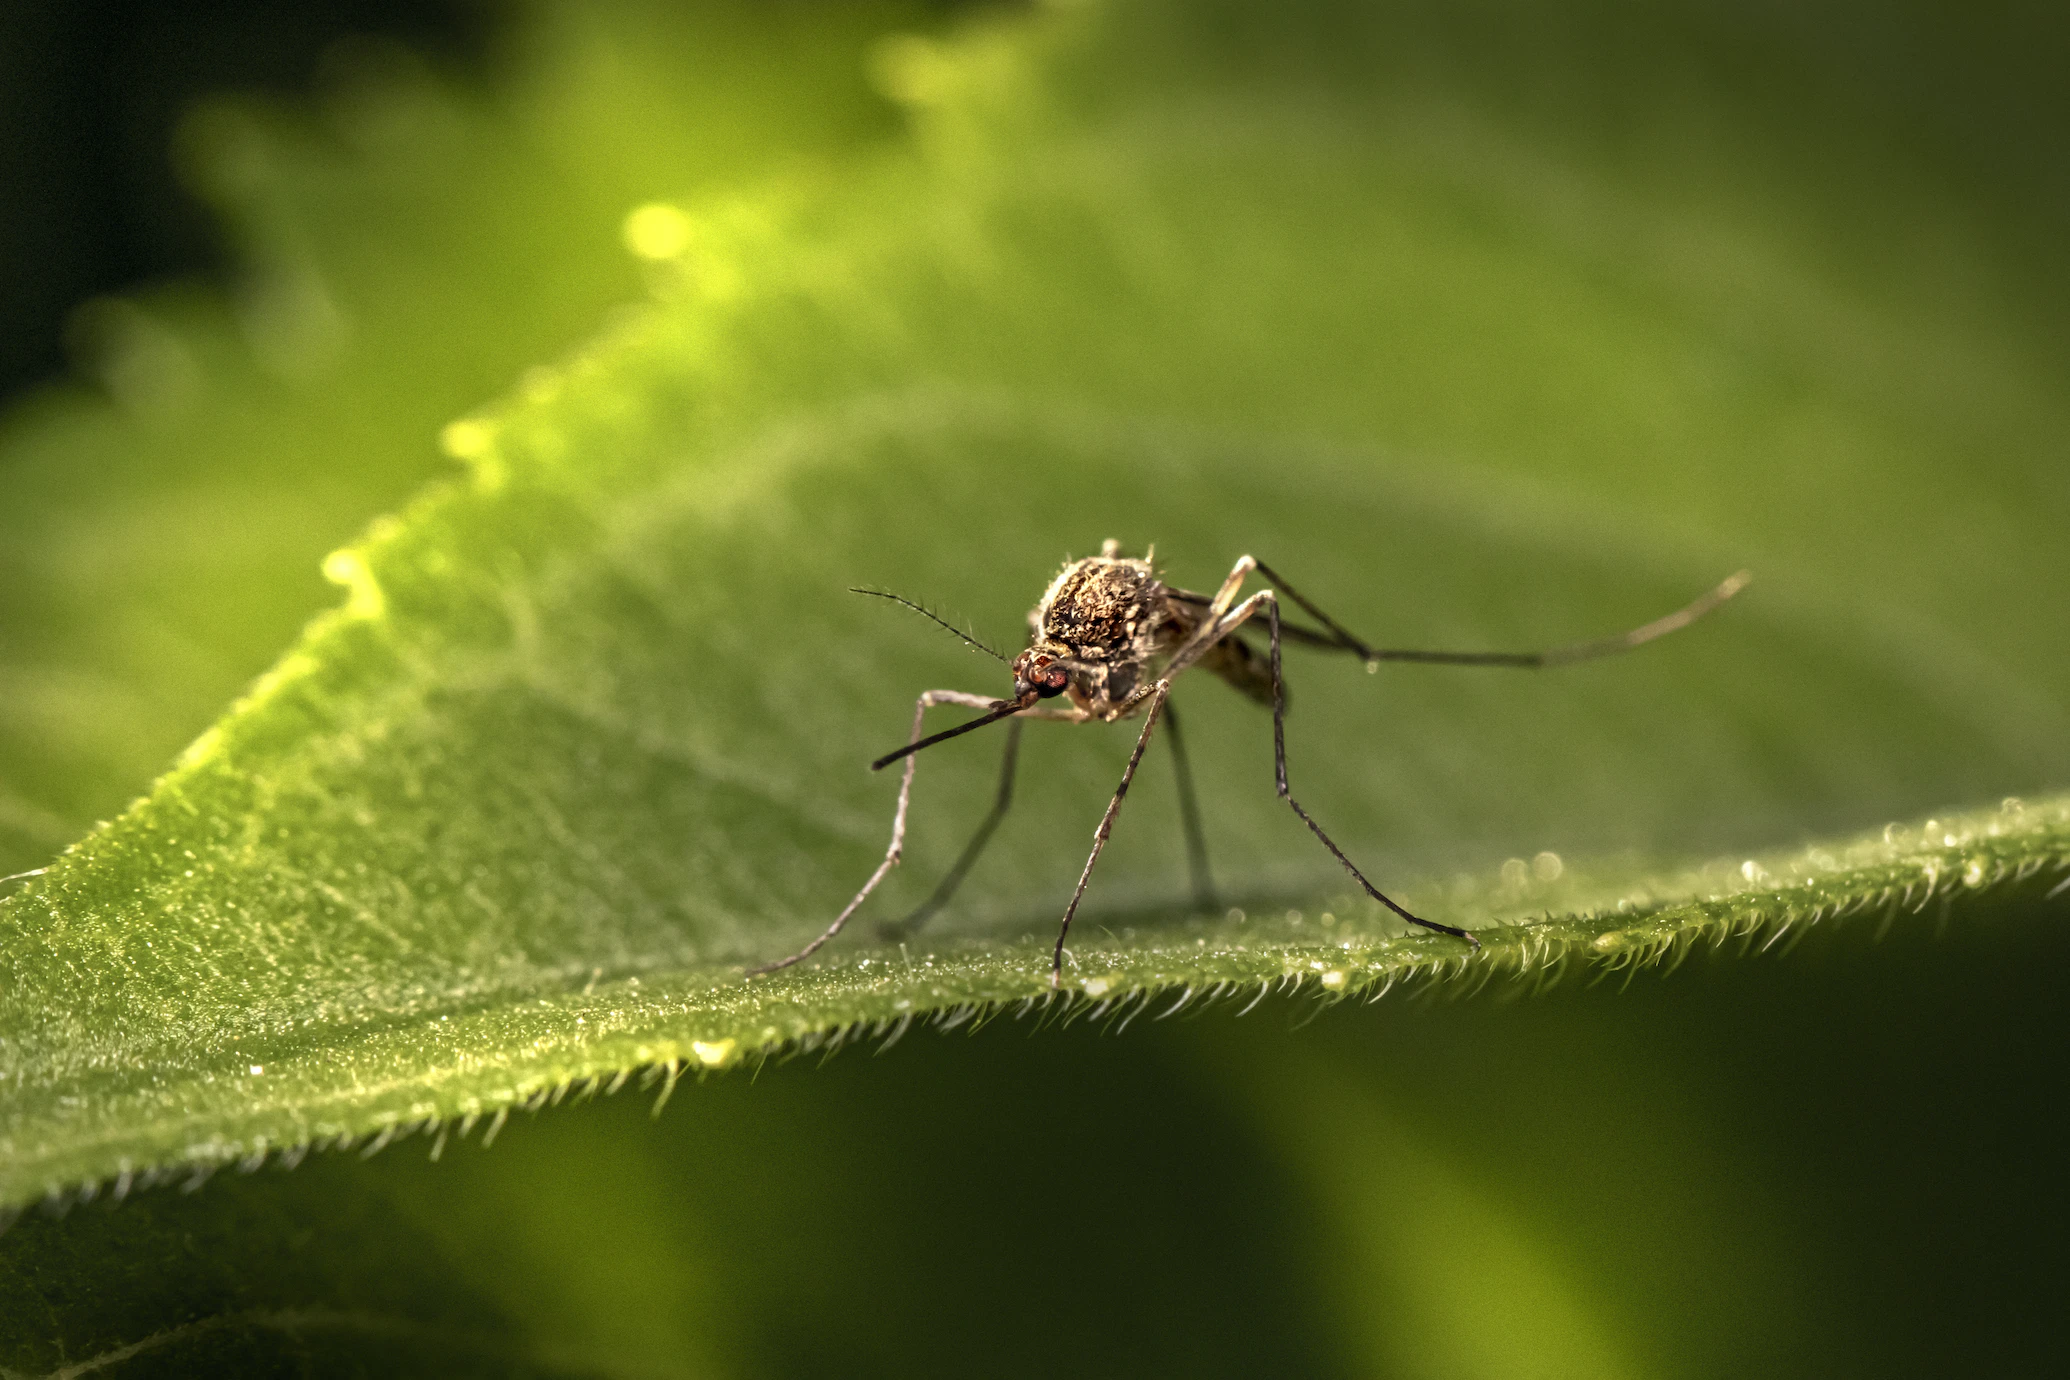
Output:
[1037,665,1069,697]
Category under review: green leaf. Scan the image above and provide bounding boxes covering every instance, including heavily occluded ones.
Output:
[0,0,926,877]
[5,0,2069,1232]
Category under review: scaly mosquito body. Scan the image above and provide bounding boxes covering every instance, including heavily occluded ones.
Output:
[750,541,1748,987]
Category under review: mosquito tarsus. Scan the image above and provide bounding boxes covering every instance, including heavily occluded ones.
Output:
[748,541,1750,988]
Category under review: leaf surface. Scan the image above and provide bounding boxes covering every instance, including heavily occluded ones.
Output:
[3,0,2068,1213]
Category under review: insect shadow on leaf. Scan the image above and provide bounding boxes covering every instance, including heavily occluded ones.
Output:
[749,541,1750,988]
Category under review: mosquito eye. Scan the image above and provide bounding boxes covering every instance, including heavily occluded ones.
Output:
[1037,667,1068,697]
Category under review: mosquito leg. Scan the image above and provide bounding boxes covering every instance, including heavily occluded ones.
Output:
[747,688,999,977]
[1161,699,1218,912]
[1264,593,1479,949]
[1181,590,1480,951]
[1251,559,1750,668]
[1052,680,1172,987]
[1203,555,1257,619]
[1246,559,1371,655]
[1163,554,1259,675]
[879,718,1023,941]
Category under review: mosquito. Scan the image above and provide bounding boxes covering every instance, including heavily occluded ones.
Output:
[749,541,1749,988]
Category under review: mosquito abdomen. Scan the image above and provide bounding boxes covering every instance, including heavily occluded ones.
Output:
[1199,634,1278,709]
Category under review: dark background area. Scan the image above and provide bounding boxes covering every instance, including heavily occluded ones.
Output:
[0,0,497,402]
[8,0,2065,408]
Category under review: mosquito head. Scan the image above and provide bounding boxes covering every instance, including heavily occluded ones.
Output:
[1012,642,1072,700]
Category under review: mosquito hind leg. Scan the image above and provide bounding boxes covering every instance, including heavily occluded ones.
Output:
[1203,555,1257,619]
[879,717,1024,941]
[1249,558,1750,668]
[1183,589,1480,951]
[747,688,998,977]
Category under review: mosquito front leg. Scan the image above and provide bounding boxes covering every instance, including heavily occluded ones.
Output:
[1051,679,1173,987]
[747,688,1001,976]
[880,717,1024,941]
[1184,590,1480,952]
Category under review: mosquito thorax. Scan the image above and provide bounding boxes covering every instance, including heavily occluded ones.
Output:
[1029,553,1189,716]
[1036,555,1168,660]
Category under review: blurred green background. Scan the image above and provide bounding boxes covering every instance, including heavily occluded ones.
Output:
[2,1,2066,1375]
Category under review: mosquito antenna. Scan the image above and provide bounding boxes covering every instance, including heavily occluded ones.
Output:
[850,588,1010,664]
